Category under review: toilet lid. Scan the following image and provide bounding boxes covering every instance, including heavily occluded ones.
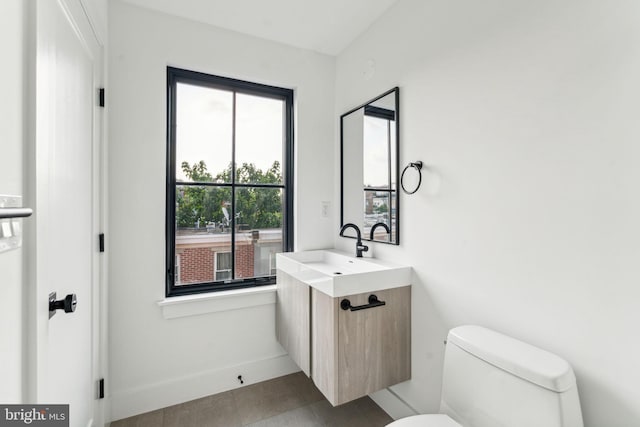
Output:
[387,414,462,427]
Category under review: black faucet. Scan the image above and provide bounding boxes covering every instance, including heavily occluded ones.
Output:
[339,223,369,257]
[370,222,391,241]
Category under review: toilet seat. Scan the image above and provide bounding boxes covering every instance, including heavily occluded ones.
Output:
[387,414,462,427]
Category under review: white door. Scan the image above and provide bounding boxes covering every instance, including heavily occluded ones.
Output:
[30,1,103,426]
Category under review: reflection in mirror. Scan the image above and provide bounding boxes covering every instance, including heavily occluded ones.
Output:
[341,88,399,245]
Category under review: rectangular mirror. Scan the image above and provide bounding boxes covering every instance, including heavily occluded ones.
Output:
[340,87,399,245]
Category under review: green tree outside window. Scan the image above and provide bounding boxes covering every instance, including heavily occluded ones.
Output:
[177,160,283,230]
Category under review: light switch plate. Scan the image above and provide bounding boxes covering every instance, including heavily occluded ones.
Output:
[321,201,330,218]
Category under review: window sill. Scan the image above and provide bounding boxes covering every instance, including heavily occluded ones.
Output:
[157,284,276,319]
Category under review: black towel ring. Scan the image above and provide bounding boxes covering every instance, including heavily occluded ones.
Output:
[400,161,423,194]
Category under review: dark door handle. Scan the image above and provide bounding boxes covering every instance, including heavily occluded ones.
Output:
[49,292,77,318]
[340,294,386,311]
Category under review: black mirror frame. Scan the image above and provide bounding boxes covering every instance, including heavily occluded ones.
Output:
[340,87,400,245]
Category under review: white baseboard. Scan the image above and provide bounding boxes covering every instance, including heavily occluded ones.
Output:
[370,388,419,421]
[110,354,299,422]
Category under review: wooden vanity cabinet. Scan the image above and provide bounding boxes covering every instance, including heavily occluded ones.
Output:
[312,286,411,406]
[276,270,411,406]
[275,270,311,376]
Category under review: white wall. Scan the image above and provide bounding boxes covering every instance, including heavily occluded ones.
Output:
[80,0,108,46]
[108,1,335,420]
[335,0,640,426]
[0,0,27,404]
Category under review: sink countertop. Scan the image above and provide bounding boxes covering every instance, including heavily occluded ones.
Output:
[276,249,411,297]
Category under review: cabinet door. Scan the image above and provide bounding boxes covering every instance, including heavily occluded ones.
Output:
[337,286,411,405]
[276,270,311,375]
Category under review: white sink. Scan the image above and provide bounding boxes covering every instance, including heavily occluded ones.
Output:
[276,249,411,297]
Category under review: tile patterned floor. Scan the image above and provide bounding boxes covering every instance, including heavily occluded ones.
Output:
[111,372,393,427]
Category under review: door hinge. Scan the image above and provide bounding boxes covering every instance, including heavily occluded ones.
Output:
[98,378,105,399]
[99,88,105,107]
[99,233,105,252]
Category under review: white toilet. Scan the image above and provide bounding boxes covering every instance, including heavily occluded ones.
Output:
[388,325,584,427]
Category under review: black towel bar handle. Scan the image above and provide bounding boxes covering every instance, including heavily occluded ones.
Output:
[340,294,386,311]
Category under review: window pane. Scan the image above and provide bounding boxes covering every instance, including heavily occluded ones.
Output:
[363,116,390,188]
[234,187,284,279]
[217,252,232,269]
[176,83,233,183]
[363,190,391,239]
[390,120,397,188]
[175,254,181,284]
[175,185,233,229]
[215,252,232,281]
[391,191,397,242]
[235,93,284,184]
[216,270,232,281]
[175,185,232,286]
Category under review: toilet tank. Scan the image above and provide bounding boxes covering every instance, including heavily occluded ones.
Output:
[440,326,583,427]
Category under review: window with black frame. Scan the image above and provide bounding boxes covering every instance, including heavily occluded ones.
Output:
[166,67,293,297]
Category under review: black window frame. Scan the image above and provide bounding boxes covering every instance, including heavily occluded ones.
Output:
[166,67,294,297]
